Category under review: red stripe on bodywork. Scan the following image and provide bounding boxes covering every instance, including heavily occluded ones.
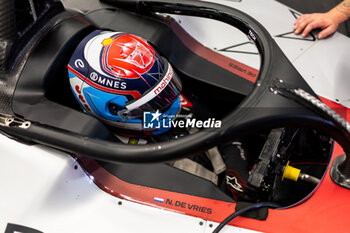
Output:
[75,96,350,233]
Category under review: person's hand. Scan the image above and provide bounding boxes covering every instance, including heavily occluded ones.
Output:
[294,11,346,39]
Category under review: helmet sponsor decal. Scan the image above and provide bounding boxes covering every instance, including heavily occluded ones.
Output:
[68,65,141,99]
[88,71,127,89]
[125,64,174,111]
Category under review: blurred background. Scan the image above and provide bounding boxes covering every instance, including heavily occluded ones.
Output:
[277,0,350,36]
[60,0,350,37]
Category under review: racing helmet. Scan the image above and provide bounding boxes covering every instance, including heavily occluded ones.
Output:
[67,30,182,135]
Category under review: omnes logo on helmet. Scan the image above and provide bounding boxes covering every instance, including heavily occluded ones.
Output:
[88,71,127,90]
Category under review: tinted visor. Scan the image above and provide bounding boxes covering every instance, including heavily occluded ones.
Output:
[122,62,182,119]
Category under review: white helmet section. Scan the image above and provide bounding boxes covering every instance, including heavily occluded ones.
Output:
[83,31,117,78]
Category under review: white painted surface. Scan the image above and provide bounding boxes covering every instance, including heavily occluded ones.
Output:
[204,221,262,233]
[172,0,350,107]
[170,15,261,70]
[2,0,350,232]
[0,133,259,233]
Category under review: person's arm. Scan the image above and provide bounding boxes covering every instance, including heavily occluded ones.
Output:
[294,0,350,39]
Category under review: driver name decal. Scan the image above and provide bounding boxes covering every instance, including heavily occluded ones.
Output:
[228,63,257,79]
[156,198,213,215]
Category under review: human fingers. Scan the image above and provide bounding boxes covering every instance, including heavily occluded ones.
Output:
[294,15,310,30]
[318,25,337,39]
[294,17,314,34]
[294,14,311,26]
[301,21,326,37]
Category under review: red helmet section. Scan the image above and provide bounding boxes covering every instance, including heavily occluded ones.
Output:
[102,34,156,79]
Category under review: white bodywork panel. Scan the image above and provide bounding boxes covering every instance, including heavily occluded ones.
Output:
[0,134,259,233]
[171,0,350,107]
[2,0,350,232]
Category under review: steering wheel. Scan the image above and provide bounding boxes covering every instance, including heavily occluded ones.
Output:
[2,0,350,167]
